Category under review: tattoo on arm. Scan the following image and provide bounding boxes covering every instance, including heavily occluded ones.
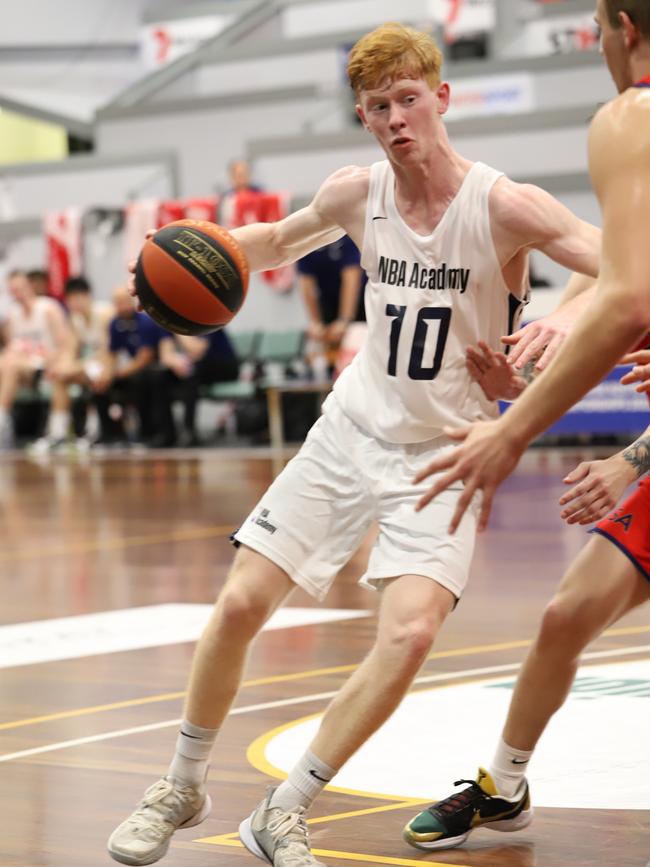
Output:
[623,435,650,479]
[520,360,538,385]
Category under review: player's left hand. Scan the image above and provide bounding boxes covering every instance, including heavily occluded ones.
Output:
[619,350,650,393]
[413,418,524,533]
[559,454,637,525]
[466,341,526,401]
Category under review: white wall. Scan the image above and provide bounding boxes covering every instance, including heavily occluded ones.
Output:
[0,162,174,219]
[97,96,347,196]
[0,1,142,46]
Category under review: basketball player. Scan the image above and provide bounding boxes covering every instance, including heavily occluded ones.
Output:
[108,22,603,867]
[401,1,650,851]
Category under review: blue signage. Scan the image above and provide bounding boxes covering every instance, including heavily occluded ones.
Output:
[500,366,649,436]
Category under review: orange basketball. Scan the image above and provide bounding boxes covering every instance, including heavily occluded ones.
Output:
[135,219,249,335]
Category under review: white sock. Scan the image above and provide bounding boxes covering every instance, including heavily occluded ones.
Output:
[488,737,533,798]
[168,719,218,788]
[48,410,70,440]
[270,750,336,812]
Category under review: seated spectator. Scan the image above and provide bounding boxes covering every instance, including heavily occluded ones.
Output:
[27,269,50,298]
[32,276,115,449]
[91,284,168,447]
[0,269,73,449]
[158,330,239,447]
[60,277,114,379]
[297,235,366,374]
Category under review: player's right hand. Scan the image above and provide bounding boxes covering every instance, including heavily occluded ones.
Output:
[127,229,155,309]
[501,292,589,371]
[413,418,524,533]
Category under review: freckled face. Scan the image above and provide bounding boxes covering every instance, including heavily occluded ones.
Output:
[357,77,450,164]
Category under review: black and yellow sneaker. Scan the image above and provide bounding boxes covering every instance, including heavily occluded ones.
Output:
[403,768,533,851]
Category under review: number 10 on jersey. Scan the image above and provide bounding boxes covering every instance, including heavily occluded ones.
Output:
[386,305,452,380]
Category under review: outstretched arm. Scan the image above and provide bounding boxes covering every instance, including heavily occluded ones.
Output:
[415,100,650,533]
[230,166,365,271]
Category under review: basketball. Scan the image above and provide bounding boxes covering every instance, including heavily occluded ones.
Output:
[135,219,249,335]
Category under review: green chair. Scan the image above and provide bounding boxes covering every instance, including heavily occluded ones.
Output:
[201,330,261,401]
[256,330,305,365]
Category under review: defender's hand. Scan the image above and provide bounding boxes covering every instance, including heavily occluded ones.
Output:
[620,350,650,393]
[466,341,526,402]
[559,455,636,525]
[413,419,523,534]
[501,300,582,371]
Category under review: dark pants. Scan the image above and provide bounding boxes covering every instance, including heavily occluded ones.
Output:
[93,368,162,442]
[160,356,240,442]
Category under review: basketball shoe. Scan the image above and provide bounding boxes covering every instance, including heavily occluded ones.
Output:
[107,776,212,865]
[239,787,326,866]
[402,768,533,851]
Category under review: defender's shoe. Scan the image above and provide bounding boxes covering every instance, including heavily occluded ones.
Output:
[403,768,533,851]
[239,788,326,866]
[107,777,212,865]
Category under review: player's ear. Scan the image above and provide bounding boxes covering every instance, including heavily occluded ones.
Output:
[436,82,450,115]
[356,103,370,131]
[619,11,639,49]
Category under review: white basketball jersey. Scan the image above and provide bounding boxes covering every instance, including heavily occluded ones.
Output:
[333,160,529,443]
[8,297,58,355]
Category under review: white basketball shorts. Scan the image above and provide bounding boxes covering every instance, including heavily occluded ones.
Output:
[233,394,479,602]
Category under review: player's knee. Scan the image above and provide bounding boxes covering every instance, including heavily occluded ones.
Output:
[217,583,269,636]
[381,617,437,668]
[217,550,280,636]
[538,596,584,648]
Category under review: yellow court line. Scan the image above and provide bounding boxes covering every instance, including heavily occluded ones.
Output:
[2,623,648,731]
[0,524,233,562]
[202,652,650,864]
[245,652,650,801]
[196,834,470,867]
[0,692,186,732]
[247,712,431,803]
[199,835,468,867]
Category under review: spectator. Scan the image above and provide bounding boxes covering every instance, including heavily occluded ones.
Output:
[0,269,73,449]
[226,159,262,194]
[158,331,239,447]
[91,284,168,447]
[297,235,366,366]
[32,276,114,449]
[26,269,49,298]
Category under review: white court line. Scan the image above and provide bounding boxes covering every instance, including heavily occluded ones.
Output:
[0,692,337,764]
[2,644,649,765]
[0,605,370,669]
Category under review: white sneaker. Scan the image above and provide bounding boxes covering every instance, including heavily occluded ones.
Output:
[239,788,326,866]
[28,436,70,456]
[0,422,14,451]
[107,777,212,865]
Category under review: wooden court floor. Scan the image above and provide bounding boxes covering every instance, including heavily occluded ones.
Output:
[1,447,648,867]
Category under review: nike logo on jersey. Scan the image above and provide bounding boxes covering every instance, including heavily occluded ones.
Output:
[372,215,388,221]
[378,255,471,293]
[308,769,332,783]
